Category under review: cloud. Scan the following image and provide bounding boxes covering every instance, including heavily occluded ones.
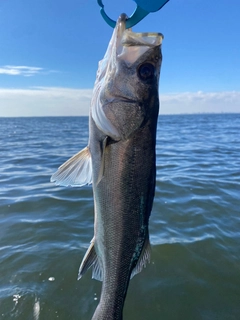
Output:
[160,91,240,114]
[0,65,47,77]
[0,87,92,116]
[0,87,239,117]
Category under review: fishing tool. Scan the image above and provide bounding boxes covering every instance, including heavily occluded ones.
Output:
[97,0,169,28]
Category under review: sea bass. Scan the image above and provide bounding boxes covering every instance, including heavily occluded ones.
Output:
[51,14,163,320]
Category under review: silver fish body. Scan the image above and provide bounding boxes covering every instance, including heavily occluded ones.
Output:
[51,14,163,320]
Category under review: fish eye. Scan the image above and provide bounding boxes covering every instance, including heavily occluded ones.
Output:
[138,63,155,81]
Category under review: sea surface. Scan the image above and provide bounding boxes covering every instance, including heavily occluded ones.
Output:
[0,114,239,320]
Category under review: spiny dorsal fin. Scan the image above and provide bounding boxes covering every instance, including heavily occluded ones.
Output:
[131,237,151,279]
[50,146,92,187]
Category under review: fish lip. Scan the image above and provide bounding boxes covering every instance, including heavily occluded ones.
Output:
[118,13,127,30]
[114,14,127,42]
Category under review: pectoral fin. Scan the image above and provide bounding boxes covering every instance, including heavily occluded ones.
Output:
[50,146,92,187]
[78,239,103,282]
[131,237,151,279]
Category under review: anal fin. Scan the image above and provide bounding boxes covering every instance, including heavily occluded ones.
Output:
[131,237,151,279]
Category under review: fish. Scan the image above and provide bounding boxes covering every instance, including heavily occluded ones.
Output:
[51,13,163,320]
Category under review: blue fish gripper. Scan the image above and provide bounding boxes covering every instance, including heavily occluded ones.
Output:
[97,0,169,29]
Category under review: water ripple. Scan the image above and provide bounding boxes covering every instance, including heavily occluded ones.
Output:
[0,115,240,319]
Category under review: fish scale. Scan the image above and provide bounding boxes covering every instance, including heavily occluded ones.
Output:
[89,116,158,319]
[91,132,155,320]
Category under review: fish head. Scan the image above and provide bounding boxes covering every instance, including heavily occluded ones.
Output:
[91,14,163,140]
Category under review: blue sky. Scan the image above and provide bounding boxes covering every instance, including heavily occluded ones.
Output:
[0,0,240,116]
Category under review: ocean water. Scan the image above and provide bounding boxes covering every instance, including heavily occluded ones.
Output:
[0,114,239,320]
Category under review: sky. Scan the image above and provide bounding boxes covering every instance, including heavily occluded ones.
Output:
[0,0,240,116]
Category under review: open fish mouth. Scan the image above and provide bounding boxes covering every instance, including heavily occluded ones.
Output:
[116,13,163,47]
[117,13,163,44]
[115,14,163,65]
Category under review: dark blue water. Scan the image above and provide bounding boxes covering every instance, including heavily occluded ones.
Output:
[0,114,240,319]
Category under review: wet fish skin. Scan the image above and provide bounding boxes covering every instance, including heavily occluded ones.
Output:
[89,113,158,320]
[51,14,163,320]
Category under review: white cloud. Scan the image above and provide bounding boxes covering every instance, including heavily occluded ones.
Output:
[160,91,240,114]
[0,87,239,117]
[0,65,46,76]
[0,87,92,116]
